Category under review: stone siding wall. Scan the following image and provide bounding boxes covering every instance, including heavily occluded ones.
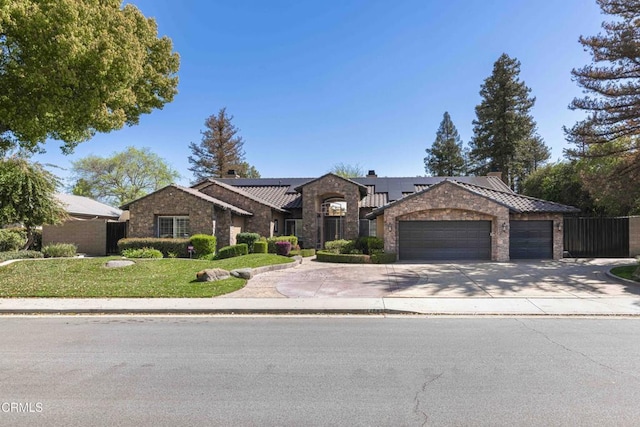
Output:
[510,213,564,259]
[382,182,510,261]
[300,175,362,249]
[200,184,272,237]
[630,216,640,257]
[128,187,215,239]
[42,219,108,256]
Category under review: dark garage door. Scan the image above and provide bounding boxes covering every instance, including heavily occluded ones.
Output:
[398,221,491,260]
[509,220,553,259]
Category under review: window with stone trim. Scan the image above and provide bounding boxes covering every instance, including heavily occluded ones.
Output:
[158,216,190,238]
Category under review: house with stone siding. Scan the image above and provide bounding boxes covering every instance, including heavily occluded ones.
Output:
[120,170,580,261]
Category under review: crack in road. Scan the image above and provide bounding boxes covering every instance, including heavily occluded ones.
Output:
[514,318,640,382]
[413,371,444,426]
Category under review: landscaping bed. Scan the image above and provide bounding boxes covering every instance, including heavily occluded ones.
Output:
[610,265,640,282]
[0,254,293,298]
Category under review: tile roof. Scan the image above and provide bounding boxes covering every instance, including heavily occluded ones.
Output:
[199,179,289,212]
[366,179,580,218]
[121,185,253,216]
[56,194,122,218]
[454,181,580,214]
[208,176,513,210]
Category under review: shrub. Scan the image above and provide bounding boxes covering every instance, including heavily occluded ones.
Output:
[253,241,268,254]
[355,236,384,255]
[324,239,352,254]
[236,233,261,253]
[370,252,397,264]
[42,243,77,258]
[122,247,163,259]
[0,229,26,252]
[275,241,291,256]
[189,234,217,257]
[216,243,249,259]
[316,250,370,264]
[0,250,44,262]
[267,236,298,253]
[289,248,316,257]
[118,238,190,257]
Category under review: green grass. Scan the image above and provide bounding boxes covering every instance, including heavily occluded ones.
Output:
[0,254,293,298]
[610,265,640,282]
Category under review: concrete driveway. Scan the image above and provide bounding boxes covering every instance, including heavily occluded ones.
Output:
[221,258,639,298]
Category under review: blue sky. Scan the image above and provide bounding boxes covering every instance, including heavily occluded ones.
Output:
[34,0,605,187]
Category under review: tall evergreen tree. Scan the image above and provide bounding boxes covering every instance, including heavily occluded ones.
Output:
[188,108,255,181]
[424,112,467,176]
[565,0,640,189]
[469,53,538,187]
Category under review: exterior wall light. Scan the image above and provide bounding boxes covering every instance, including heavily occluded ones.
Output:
[502,222,508,232]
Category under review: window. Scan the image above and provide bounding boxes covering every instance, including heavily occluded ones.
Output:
[158,216,190,238]
[285,219,303,237]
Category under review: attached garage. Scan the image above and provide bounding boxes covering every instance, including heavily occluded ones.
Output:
[509,220,553,259]
[398,220,491,260]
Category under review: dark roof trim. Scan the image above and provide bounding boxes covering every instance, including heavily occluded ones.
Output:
[197,179,289,213]
[120,184,253,216]
[293,173,368,198]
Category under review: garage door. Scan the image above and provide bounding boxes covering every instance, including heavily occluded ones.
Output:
[398,221,491,260]
[509,220,553,259]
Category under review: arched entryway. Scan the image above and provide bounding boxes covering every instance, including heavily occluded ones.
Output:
[318,197,347,247]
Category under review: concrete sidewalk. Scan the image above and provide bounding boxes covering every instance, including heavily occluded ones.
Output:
[1,296,639,316]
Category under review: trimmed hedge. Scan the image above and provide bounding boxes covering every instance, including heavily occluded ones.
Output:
[236,233,261,253]
[189,234,217,257]
[355,236,384,255]
[216,243,249,260]
[118,238,190,257]
[253,241,268,254]
[371,252,397,264]
[0,250,44,262]
[316,250,371,264]
[324,239,352,254]
[122,247,163,259]
[290,248,316,257]
[42,243,77,258]
[267,236,298,253]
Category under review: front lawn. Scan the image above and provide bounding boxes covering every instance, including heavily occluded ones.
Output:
[0,254,293,298]
[610,265,640,282]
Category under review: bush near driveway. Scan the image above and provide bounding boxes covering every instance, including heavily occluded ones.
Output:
[117,238,190,258]
[316,250,396,264]
[0,254,293,297]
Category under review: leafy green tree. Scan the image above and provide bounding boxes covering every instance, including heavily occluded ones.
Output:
[521,161,595,214]
[0,0,180,154]
[0,157,66,249]
[424,112,467,176]
[70,147,179,206]
[188,108,259,180]
[469,53,539,187]
[566,0,640,160]
[328,163,364,178]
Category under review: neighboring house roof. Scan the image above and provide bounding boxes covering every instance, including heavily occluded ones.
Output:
[56,194,122,219]
[366,179,580,219]
[120,185,253,216]
[202,175,514,210]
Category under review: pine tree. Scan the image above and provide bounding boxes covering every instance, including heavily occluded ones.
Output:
[188,108,249,180]
[566,0,640,175]
[424,112,466,176]
[511,135,551,191]
[469,53,538,186]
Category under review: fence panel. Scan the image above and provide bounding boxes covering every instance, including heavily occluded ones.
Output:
[563,217,629,258]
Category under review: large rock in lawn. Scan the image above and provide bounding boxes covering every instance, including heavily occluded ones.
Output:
[196,268,231,282]
[230,268,253,279]
[105,260,135,268]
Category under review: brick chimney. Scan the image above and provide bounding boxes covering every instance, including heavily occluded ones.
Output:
[367,170,377,178]
[225,169,239,178]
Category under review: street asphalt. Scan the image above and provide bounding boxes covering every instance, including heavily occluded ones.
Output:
[0,257,639,315]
